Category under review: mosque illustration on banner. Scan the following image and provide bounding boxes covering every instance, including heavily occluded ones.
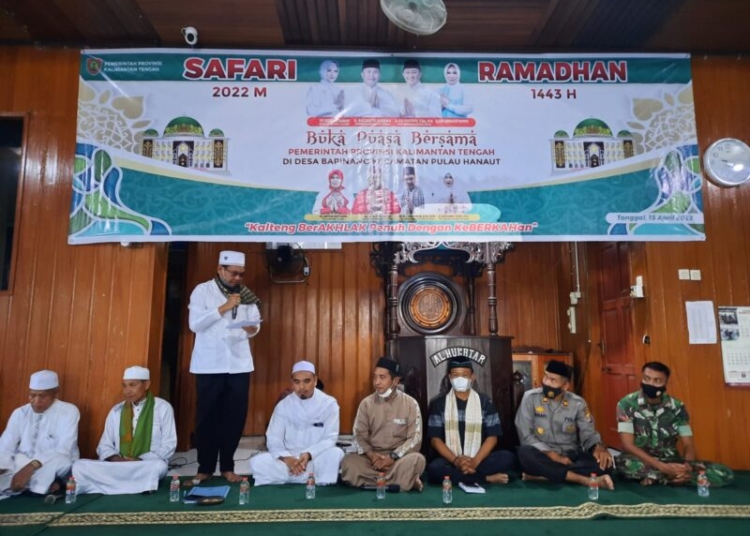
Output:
[140,116,229,172]
[550,118,634,173]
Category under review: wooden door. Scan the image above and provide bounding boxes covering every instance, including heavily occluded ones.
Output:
[597,242,639,447]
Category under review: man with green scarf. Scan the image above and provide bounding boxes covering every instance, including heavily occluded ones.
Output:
[72,366,177,494]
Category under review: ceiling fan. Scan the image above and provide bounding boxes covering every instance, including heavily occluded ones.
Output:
[380,0,448,36]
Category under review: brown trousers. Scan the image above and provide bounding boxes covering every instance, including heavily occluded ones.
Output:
[340,452,426,491]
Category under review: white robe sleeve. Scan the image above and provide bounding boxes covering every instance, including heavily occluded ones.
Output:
[266,406,293,459]
[0,408,23,469]
[188,284,224,333]
[96,407,122,461]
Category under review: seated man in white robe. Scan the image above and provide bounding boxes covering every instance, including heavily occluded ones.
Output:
[250,360,344,485]
[0,370,80,497]
[73,366,177,495]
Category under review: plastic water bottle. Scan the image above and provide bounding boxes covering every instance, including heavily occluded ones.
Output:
[306,472,316,499]
[376,472,386,500]
[65,476,77,504]
[588,473,599,500]
[697,470,710,497]
[239,477,250,505]
[442,476,452,505]
[169,475,181,503]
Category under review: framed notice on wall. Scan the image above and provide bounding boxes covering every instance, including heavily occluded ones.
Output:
[718,306,750,386]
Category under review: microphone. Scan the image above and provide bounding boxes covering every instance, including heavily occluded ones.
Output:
[231,287,240,319]
[362,483,400,493]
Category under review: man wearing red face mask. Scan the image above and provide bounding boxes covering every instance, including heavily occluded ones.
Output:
[515,360,615,490]
[615,361,734,487]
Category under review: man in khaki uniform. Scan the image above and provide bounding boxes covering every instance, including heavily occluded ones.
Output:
[515,360,614,490]
[341,357,425,492]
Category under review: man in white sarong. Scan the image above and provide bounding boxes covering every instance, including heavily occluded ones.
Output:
[0,371,80,498]
[73,366,177,495]
[250,361,344,485]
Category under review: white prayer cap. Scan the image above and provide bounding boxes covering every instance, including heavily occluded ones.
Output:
[219,250,245,267]
[292,360,316,375]
[123,366,150,381]
[29,370,59,390]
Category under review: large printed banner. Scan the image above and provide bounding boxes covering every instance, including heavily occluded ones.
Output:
[70,49,704,244]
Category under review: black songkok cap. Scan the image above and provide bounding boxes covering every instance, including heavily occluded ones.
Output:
[376,357,401,377]
[362,59,381,70]
[546,359,572,379]
[403,59,421,70]
[447,356,473,371]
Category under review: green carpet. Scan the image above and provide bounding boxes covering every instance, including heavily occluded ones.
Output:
[1,472,749,534]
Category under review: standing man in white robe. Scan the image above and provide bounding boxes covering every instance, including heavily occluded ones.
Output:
[189,250,262,484]
[0,370,80,497]
[250,361,344,486]
[73,366,177,495]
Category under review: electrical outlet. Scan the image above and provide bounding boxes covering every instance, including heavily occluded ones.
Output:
[678,269,690,280]
[303,266,310,277]
[690,269,701,281]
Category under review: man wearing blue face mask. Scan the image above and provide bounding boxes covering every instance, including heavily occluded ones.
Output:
[515,360,615,490]
[426,356,517,486]
[615,361,733,487]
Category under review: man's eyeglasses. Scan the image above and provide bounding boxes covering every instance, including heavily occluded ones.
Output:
[222,267,245,278]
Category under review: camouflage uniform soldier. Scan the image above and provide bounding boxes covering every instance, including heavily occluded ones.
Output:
[616,361,734,487]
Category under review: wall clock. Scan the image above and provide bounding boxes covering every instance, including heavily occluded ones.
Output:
[703,138,750,187]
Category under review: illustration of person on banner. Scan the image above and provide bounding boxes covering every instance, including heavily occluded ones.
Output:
[400,166,425,215]
[345,59,399,118]
[352,165,401,215]
[400,59,441,118]
[440,62,474,118]
[311,169,351,215]
[431,172,471,214]
[306,59,345,117]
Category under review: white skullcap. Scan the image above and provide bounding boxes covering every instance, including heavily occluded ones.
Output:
[123,366,150,381]
[219,250,245,267]
[29,370,59,390]
[292,360,316,375]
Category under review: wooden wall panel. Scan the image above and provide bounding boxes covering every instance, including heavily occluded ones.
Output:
[0,47,168,457]
[476,242,562,349]
[559,58,750,470]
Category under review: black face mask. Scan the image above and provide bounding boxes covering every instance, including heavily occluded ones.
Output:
[641,383,666,399]
[543,384,563,399]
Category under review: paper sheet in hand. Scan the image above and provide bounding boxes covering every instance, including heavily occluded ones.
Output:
[183,485,231,503]
[458,482,486,494]
[226,319,262,329]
